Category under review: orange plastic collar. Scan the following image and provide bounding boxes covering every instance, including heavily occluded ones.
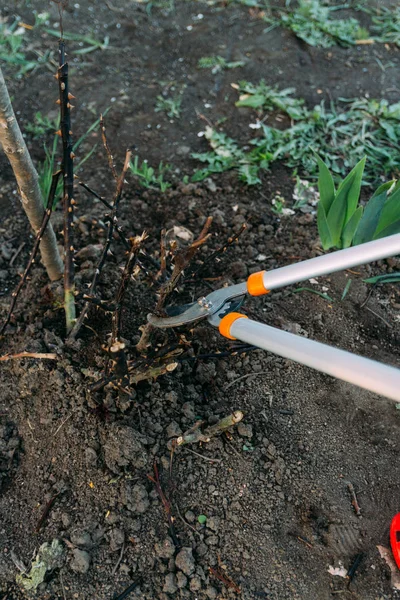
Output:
[247,271,269,296]
[219,312,248,340]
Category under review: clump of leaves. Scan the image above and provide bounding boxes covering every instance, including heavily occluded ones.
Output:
[372,6,400,47]
[155,94,182,119]
[0,14,50,77]
[25,111,59,138]
[192,86,400,185]
[129,156,171,192]
[45,29,110,54]
[192,127,261,185]
[198,55,245,74]
[16,539,65,592]
[316,155,400,250]
[235,80,305,120]
[280,0,369,48]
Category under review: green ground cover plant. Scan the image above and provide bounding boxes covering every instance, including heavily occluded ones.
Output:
[193,85,400,185]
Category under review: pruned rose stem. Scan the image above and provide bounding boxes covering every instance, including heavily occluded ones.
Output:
[0,171,61,337]
[58,40,76,332]
[68,149,132,340]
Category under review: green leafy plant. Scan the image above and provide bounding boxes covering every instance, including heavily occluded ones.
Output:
[316,155,400,249]
[198,55,245,74]
[0,14,50,77]
[372,6,400,47]
[280,0,369,48]
[37,112,107,203]
[192,87,400,185]
[129,156,171,192]
[45,29,110,54]
[235,80,305,120]
[155,94,182,119]
[192,127,261,185]
[25,111,59,138]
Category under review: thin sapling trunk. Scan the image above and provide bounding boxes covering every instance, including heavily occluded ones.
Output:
[0,67,64,281]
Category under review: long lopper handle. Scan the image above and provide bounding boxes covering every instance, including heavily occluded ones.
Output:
[246,233,400,295]
[219,313,400,402]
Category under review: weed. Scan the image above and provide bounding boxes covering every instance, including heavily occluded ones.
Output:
[129,157,171,192]
[155,94,182,119]
[25,112,59,138]
[371,6,400,47]
[316,156,400,250]
[192,86,400,185]
[192,127,261,185]
[37,112,108,204]
[198,55,245,74]
[279,0,369,48]
[45,29,110,54]
[0,14,50,77]
[235,80,305,119]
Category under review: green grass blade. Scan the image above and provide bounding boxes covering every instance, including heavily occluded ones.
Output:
[363,272,400,284]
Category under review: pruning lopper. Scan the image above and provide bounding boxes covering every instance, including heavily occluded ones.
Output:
[149,234,400,402]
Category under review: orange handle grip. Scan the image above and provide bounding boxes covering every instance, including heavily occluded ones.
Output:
[219,313,248,340]
[247,271,270,296]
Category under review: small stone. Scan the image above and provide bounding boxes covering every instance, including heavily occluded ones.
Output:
[175,547,195,576]
[109,528,124,552]
[70,531,92,548]
[166,421,182,438]
[189,575,202,592]
[163,573,178,594]
[155,537,175,559]
[123,482,149,514]
[205,585,217,599]
[177,571,188,588]
[70,549,90,574]
[182,402,195,420]
[237,423,253,439]
[85,447,97,467]
[103,425,148,474]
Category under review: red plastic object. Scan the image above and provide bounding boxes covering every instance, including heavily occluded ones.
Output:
[390,513,400,570]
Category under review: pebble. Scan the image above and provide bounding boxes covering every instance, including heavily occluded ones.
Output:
[155,537,175,559]
[123,482,149,514]
[189,575,202,591]
[70,548,91,574]
[166,421,182,438]
[109,528,124,552]
[237,423,253,439]
[163,573,178,594]
[175,547,195,576]
[177,571,188,588]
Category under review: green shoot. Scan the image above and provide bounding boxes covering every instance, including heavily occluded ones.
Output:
[372,6,400,47]
[235,80,305,120]
[293,287,334,302]
[129,157,171,192]
[155,94,182,119]
[45,29,110,54]
[363,272,400,285]
[198,55,245,74]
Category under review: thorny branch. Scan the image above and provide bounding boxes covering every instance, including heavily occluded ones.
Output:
[58,40,76,332]
[136,217,213,354]
[68,149,132,340]
[0,171,61,337]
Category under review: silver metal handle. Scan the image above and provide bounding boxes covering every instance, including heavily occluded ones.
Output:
[263,234,400,291]
[230,317,400,402]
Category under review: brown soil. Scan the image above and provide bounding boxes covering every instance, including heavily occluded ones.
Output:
[0,1,400,599]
